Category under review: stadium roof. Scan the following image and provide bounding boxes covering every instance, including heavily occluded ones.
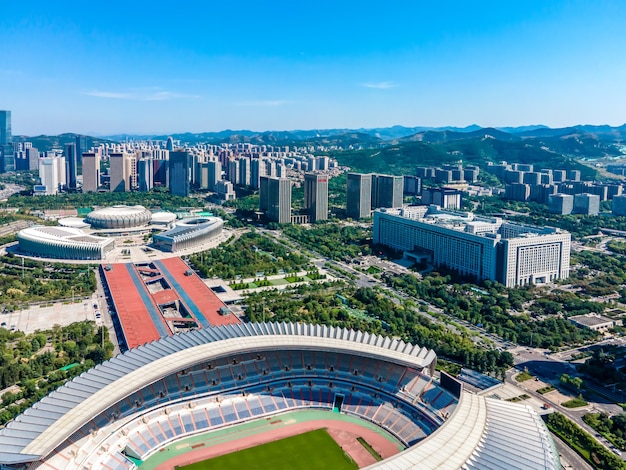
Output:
[0,323,559,469]
[17,226,112,246]
[0,322,437,463]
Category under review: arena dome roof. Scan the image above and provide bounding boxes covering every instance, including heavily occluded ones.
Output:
[85,205,152,229]
[57,217,90,229]
[150,211,177,225]
[0,323,560,470]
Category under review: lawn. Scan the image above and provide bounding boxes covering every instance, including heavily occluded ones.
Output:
[562,397,588,408]
[177,429,357,470]
[515,371,534,382]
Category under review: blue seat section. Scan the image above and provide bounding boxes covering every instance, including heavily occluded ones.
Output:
[234,401,251,419]
[73,348,457,463]
[181,413,195,433]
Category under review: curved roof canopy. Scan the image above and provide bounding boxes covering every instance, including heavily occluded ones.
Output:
[0,322,436,463]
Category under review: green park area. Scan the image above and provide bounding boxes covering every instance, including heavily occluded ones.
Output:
[177,429,357,470]
[188,231,310,280]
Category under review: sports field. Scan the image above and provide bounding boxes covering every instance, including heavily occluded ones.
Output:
[176,429,357,470]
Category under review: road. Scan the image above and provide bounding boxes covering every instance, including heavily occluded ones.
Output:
[551,432,594,470]
[511,350,625,460]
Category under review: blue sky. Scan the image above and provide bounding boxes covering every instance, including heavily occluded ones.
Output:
[2,1,625,135]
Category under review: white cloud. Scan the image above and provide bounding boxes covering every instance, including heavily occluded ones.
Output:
[235,100,291,107]
[82,89,199,101]
[361,81,397,89]
[82,90,132,99]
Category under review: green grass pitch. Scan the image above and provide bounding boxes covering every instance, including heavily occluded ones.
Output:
[176,428,358,470]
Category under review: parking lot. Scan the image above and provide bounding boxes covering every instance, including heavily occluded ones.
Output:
[0,300,98,334]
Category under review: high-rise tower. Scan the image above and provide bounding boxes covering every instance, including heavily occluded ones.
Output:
[304,173,329,222]
[372,174,403,209]
[0,111,14,173]
[82,152,100,192]
[169,150,191,196]
[260,176,291,224]
[346,173,372,219]
[64,143,77,190]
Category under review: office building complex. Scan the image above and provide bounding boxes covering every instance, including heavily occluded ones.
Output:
[81,152,100,192]
[169,150,191,196]
[304,173,329,222]
[373,206,570,287]
[0,110,14,173]
[372,174,403,209]
[260,176,291,224]
[346,172,372,219]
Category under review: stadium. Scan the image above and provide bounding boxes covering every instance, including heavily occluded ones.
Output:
[0,323,560,470]
[85,205,153,230]
[152,217,224,252]
[16,225,115,260]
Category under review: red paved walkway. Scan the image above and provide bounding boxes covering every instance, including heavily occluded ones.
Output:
[102,257,239,350]
[159,257,240,327]
[102,264,164,348]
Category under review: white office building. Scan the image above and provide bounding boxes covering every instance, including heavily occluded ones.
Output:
[373,206,570,287]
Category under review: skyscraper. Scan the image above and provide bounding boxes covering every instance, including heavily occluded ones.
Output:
[346,173,372,219]
[0,111,10,145]
[166,137,174,152]
[0,110,14,173]
[169,150,191,196]
[81,152,100,192]
[238,156,251,186]
[137,158,154,192]
[75,135,87,165]
[372,174,403,209]
[304,173,329,222]
[64,143,77,190]
[109,152,133,192]
[207,159,221,192]
[260,176,291,224]
[250,157,266,189]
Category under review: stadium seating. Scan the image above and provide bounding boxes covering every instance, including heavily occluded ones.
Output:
[50,348,457,469]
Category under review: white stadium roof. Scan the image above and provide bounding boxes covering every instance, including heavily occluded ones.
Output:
[0,322,560,469]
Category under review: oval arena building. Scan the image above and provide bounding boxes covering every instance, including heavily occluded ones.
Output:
[16,226,115,260]
[152,217,224,252]
[85,205,153,230]
[0,323,561,470]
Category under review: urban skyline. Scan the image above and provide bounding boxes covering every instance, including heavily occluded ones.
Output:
[2,1,626,135]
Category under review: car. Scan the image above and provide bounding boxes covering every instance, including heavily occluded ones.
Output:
[0,322,6,327]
